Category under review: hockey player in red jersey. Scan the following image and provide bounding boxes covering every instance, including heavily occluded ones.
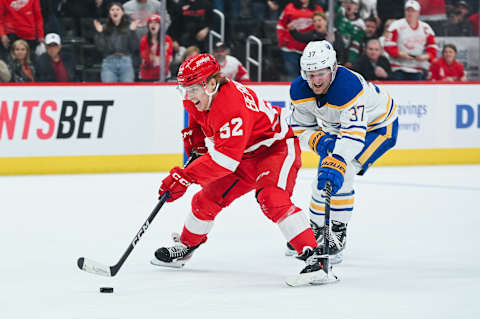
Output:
[150,53,336,285]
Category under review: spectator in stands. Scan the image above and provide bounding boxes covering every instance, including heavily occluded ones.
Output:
[170,44,199,78]
[335,0,365,68]
[123,0,171,39]
[378,18,394,51]
[212,41,249,82]
[341,0,366,30]
[442,1,473,36]
[429,44,466,81]
[470,12,479,35]
[181,45,200,60]
[456,1,470,18]
[169,0,214,52]
[0,58,11,82]
[35,33,75,81]
[276,0,324,80]
[352,38,392,81]
[384,0,438,81]
[7,40,35,82]
[0,0,44,60]
[364,15,379,39]
[139,14,172,81]
[360,15,380,52]
[94,2,139,82]
[288,11,346,64]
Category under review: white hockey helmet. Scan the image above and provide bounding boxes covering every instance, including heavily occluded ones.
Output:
[300,40,337,81]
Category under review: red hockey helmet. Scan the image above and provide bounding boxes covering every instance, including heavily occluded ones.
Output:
[177,53,221,87]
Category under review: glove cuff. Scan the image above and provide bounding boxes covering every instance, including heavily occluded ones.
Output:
[308,130,327,153]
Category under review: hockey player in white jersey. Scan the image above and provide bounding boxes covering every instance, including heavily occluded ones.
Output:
[286,40,399,263]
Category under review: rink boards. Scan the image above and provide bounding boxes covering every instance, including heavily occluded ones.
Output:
[0,82,479,175]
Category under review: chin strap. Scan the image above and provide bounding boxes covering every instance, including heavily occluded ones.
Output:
[205,82,220,108]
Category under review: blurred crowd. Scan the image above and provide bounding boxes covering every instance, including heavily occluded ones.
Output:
[0,0,477,83]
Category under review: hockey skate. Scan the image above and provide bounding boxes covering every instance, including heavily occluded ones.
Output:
[285,247,339,287]
[150,233,201,268]
[285,221,346,265]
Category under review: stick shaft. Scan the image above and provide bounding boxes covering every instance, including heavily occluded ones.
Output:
[323,181,332,273]
[78,152,199,277]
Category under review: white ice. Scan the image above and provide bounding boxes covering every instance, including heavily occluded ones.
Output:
[1,165,479,319]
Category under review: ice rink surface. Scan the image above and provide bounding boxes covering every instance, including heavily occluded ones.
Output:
[1,165,479,319]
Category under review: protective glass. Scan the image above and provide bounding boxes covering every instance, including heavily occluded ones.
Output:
[177,84,204,100]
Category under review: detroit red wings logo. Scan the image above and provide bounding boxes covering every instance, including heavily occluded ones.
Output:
[10,0,29,11]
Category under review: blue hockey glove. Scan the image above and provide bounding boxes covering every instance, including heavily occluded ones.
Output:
[308,130,337,159]
[317,154,347,195]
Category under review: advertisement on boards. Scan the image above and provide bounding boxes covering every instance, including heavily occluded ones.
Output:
[0,85,183,157]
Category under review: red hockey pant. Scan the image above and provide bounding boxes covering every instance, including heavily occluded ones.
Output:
[180,137,317,254]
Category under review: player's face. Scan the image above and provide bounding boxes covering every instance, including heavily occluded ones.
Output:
[305,69,332,94]
[179,82,212,111]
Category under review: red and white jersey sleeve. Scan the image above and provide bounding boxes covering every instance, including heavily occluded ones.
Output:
[219,55,249,82]
[276,3,323,53]
[183,81,291,185]
[384,18,438,73]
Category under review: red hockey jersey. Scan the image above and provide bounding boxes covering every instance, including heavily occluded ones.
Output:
[0,0,44,40]
[139,34,173,80]
[276,3,324,53]
[429,57,465,81]
[183,80,292,185]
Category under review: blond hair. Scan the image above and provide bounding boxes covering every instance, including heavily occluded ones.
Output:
[11,39,31,65]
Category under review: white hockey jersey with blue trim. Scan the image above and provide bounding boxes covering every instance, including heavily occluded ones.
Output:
[288,66,398,162]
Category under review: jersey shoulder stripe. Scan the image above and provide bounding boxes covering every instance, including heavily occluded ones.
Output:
[326,66,364,110]
[290,75,315,104]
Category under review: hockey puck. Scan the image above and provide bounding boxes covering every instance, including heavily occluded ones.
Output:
[100,287,114,293]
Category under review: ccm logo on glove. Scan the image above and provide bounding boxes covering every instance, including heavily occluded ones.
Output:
[158,167,193,202]
[172,172,192,187]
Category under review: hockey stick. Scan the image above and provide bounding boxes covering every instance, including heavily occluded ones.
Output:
[323,181,332,274]
[77,152,200,277]
[284,180,338,286]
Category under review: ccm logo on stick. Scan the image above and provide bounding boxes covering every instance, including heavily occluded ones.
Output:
[0,100,114,140]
